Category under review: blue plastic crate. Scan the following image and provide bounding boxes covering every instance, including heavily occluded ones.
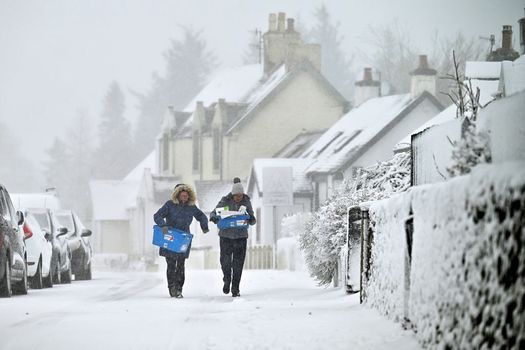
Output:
[152,225,193,253]
[217,215,250,230]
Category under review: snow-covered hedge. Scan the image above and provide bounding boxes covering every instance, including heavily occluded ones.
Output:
[365,194,411,321]
[299,152,411,285]
[364,162,525,348]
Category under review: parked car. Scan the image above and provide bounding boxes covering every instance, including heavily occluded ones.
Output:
[0,184,28,297]
[22,210,53,289]
[29,208,72,284]
[54,210,92,280]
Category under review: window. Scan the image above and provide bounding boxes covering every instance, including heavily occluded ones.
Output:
[162,134,169,172]
[317,131,343,155]
[192,131,200,171]
[213,128,221,171]
[333,130,362,153]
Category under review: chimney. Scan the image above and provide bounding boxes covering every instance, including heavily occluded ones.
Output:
[518,9,525,55]
[410,54,437,99]
[277,12,285,32]
[269,13,277,32]
[287,18,295,32]
[502,25,513,50]
[354,67,380,107]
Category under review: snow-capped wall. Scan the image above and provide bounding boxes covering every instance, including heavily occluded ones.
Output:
[364,162,525,348]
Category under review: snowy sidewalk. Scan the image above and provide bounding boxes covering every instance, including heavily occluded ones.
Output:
[0,268,420,350]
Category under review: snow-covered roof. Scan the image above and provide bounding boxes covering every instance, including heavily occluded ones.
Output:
[194,180,232,213]
[465,61,501,80]
[10,193,62,210]
[89,180,140,221]
[273,130,325,158]
[226,65,288,132]
[124,151,156,181]
[174,61,347,138]
[395,104,457,152]
[248,158,314,195]
[183,64,263,113]
[500,55,525,97]
[469,79,500,105]
[303,93,416,174]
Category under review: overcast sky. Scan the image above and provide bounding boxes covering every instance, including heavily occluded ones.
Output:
[0,0,523,170]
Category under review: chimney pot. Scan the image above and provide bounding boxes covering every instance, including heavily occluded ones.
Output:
[418,55,429,69]
[269,13,277,32]
[363,67,373,81]
[277,12,286,32]
[502,25,513,50]
[518,8,525,55]
[287,18,295,32]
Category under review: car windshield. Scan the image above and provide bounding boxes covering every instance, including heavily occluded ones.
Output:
[25,214,43,236]
[55,213,75,233]
[32,212,50,231]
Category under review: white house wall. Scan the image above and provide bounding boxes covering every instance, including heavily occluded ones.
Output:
[226,71,345,180]
[172,138,193,184]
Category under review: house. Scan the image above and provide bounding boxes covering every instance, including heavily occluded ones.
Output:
[301,55,444,208]
[246,158,314,247]
[157,12,348,187]
[409,50,525,186]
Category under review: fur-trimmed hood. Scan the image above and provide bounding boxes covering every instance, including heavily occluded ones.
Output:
[171,184,197,205]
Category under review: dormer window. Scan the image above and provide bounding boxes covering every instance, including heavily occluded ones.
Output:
[192,131,200,172]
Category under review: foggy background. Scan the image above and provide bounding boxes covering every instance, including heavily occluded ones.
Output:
[0,0,522,218]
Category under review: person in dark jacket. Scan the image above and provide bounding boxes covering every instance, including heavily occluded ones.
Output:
[154,183,208,298]
[209,178,256,297]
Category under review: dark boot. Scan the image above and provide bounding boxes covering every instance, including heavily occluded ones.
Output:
[223,282,230,294]
[169,286,177,297]
[175,289,183,298]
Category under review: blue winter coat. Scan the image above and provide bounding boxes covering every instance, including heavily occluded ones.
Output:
[153,185,208,258]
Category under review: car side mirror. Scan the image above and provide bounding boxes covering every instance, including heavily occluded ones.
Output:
[16,211,24,226]
[81,229,92,237]
[56,227,68,238]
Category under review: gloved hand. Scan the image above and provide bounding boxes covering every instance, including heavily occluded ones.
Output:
[248,216,256,226]
[202,228,209,234]
[239,205,247,215]
[210,215,220,224]
[161,226,169,234]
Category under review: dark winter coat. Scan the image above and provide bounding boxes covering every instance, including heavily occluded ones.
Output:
[154,184,208,258]
[210,193,256,239]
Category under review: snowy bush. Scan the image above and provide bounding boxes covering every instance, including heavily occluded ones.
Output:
[278,213,312,271]
[299,151,411,286]
[447,120,492,177]
[445,52,492,177]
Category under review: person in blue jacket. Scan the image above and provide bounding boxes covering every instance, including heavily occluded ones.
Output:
[154,183,208,298]
[210,178,256,297]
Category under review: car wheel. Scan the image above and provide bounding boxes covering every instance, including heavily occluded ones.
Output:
[31,259,43,289]
[43,258,55,288]
[13,259,28,295]
[53,259,61,284]
[0,255,12,297]
[85,262,92,280]
[61,259,72,284]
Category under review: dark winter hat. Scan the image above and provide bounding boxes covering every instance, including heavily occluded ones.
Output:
[231,177,244,195]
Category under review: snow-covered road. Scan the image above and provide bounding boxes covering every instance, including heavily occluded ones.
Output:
[0,267,420,350]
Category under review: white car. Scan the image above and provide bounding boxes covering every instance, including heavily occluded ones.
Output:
[22,210,53,289]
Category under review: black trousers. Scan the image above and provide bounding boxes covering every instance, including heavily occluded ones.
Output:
[220,237,247,292]
[165,256,185,291]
